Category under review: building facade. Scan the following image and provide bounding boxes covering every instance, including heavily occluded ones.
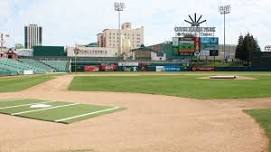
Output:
[218,44,237,61]
[97,22,144,55]
[67,46,118,58]
[132,46,166,61]
[24,24,42,49]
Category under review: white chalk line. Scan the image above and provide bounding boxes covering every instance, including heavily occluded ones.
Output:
[0,101,51,110]
[55,106,120,122]
[11,103,80,116]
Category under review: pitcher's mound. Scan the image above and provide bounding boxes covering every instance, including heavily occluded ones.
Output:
[198,76,256,80]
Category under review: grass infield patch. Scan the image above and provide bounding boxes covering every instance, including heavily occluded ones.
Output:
[69,74,271,99]
[245,109,271,152]
[0,99,122,124]
[0,75,54,92]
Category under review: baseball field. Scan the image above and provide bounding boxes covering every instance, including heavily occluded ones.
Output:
[0,72,271,152]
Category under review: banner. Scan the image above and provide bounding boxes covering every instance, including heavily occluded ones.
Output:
[200,37,219,54]
[178,37,195,55]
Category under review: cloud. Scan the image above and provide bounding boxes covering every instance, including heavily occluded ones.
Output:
[0,0,270,50]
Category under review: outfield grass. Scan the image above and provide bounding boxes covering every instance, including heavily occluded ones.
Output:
[0,99,121,124]
[72,71,271,76]
[0,75,53,92]
[69,74,271,99]
[245,109,271,152]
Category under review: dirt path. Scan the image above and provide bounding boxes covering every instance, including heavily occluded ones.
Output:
[0,75,269,152]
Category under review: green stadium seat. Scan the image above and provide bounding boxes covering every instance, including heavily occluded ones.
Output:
[19,59,55,73]
[40,60,69,72]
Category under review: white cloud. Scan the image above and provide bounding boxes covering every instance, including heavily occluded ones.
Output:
[0,0,270,50]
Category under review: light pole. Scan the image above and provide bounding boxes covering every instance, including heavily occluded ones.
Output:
[219,5,231,63]
[114,2,125,57]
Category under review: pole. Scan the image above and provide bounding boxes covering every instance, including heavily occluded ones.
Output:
[75,55,76,73]
[118,10,121,57]
[224,13,226,63]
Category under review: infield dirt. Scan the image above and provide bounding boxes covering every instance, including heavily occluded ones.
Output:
[0,74,269,152]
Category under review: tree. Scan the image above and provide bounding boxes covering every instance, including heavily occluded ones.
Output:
[235,33,261,64]
[235,35,244,60]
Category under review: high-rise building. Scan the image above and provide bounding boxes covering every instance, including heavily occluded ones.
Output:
[24,24,42,49]
[97,22,144,55]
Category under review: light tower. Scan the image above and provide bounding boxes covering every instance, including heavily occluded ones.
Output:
[219,4,231,62]
[114,2,125,57]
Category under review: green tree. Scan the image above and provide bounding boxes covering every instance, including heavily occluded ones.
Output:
[235,35,244,61]
[235,33,261,64]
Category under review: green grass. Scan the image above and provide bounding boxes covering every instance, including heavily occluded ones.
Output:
[245,109,271,151]
[72,71,271,75]
[0,75,54,92]
[0,99,121,124]
[69,74,271,99]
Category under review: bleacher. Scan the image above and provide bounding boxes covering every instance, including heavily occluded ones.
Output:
[0,67,17,76]
[0,58,57,76]
[19,59,55,73]
[0,57,70,76]
[0,58,28,74]
[40,60,69,72]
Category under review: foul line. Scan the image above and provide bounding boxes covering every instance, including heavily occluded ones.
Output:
[0,101,51,110]
[55,106,120,122]
[11,103,80,116]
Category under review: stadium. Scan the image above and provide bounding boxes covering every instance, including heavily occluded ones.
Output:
[1,22,271,152]
[0,45,271,152]
[1,2,271,152]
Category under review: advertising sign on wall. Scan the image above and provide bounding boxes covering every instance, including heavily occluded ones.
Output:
[118,62,139,67]
[178,37,195,55]
[200,37,219,54]
[174,27,216,37]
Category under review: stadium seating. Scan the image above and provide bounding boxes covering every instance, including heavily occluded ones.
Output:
[0,58,69,75]
[19,59,55,73]
[40,60,69,72]
[0,58,46,74]
[0,67,17,76]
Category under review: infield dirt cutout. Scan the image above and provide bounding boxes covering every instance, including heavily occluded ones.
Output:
[0,74,269,152]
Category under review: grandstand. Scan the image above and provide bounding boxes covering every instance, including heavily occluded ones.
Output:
[40,60,69,72]
[0,67,17,76]
[19,59,55,72]
[0,58,69,76]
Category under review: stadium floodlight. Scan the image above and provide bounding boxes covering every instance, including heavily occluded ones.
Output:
[219,5,231,62]
[114,2,125,57]
[114,2,125,11]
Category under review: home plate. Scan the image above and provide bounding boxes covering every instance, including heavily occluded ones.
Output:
[30,104,52,109]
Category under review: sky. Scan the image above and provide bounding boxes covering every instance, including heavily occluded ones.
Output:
[0,0,270,50]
